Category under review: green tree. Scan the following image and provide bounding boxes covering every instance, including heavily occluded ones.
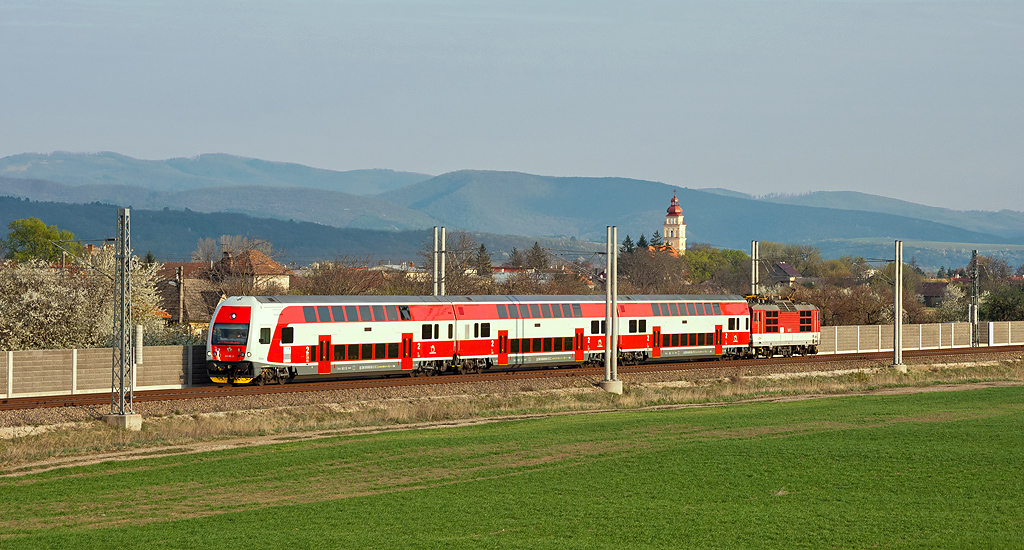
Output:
[636,234,649,249]
[649,231,663,249]
[981,287,1024,321]
[507,247,525,268]
[525,242,549,271]
[474,244,493,276]
[1,217,82,262]
[620,235,635,254]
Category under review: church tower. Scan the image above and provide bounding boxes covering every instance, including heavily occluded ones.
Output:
[663,192,686,254]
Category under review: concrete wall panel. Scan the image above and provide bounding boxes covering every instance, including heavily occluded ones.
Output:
[12,349,73,395]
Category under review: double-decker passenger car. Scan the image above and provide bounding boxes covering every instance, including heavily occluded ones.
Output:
[206,294,817,384]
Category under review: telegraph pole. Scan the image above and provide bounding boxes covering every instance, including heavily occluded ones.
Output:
[600,226,622,394]
[432,227,439,296]
[439,226,446,296]
[893,240,905,371]
[750,240,759,296]
[970,249,979,347]
[105,208,142,430]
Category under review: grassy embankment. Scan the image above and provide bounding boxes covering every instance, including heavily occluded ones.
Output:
[2,359,1024,468]
[1,379,1023,548]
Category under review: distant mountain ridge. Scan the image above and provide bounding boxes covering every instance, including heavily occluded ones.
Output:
[2,152,1023,270]
[0,152,432,195]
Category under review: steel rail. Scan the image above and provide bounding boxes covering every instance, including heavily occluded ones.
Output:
[2,345,1022,412]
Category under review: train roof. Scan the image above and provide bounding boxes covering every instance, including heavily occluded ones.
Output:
[246,294,747,305]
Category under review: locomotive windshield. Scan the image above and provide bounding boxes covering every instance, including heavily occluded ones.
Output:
[211,323,249,345]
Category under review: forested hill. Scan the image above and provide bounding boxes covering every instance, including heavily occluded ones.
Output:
[0,197,594,264]
[0,152,431,195]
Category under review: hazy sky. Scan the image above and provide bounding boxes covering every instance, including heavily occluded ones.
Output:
[2,1,1022,211]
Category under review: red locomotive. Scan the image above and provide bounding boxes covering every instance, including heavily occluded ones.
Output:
[206,294,819,385]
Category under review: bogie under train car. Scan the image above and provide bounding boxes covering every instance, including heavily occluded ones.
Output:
[206,294,819,385]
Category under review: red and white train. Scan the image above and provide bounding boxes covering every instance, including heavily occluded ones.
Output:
[206,294,820,385]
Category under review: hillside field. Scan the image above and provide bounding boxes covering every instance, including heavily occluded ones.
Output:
[2,386,1022,548]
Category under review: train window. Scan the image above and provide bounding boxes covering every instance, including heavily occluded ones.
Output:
[529,304,541,318]
[551,304,562,318]
[746,317,749,330]
[685,303,695,315]
[434,324,440,339]
[386,306,399,321]
[333,344,344,361]
[372,305,385,321]
[330,306,345,322]
[707,332,714,344]
[474,323,479,338]
[671,334,679,347]
[448,324,453,339]
[357,343,369,359]
[399,306,412,320]
[669,303,679,316]
[511,339,520,353]
[728,318,735,330]
[662,303,672,316]
[591,320,600,334]
[651,303,661,316]
[345,306,357,322]
[629,319,637,333]
[481,323,491,338]
[572,304,582,318]
[422,324,432,340]
[697,334,705,346]
[309,345,318,361]
[554,337,563,351]
[281,327,294,344]
[345,344,356,360]
[662,334,670,347]
[564,336,574,350]
[520,305,531,319]
[317,306,330,322]
[704,303,713,315]
[602,320,607,334]
[712,303,722,315]
[386,342,398,358]
[528,338,538,352]
[373,343,385,359]
[639,320,647,333]
[260,327,271,344]
[543,338,552,352]
[509,304,520,319]
[541,304,552,318]
[496,304,508,319]
[696,303,706,315]
[358,306,371,322]
[303,307,317,323]
[562,304,573,317]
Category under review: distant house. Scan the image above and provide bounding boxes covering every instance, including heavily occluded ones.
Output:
[154,250,291,332]
[769,262,805,287]
[917,281,949,308]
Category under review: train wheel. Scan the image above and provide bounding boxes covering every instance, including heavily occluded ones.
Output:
[277,372,286,385]
[254,373,265,386]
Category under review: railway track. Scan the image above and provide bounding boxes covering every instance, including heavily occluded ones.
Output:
[2,345,1022,412]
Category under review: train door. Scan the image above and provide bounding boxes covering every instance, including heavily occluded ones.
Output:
[317,335,331,374]
[574,328,584,362]
[401,333,413,370]
[652,327,661,358]
[498,330,509,366]
[714,325,723,355]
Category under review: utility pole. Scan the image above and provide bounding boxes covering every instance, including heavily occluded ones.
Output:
[600,226,622,394]
[105,208,142,430]
[750,240,759,296]
[893,240,905,371]
[432,227,439,296]
[970,249,979,347]
[439,226,446,296]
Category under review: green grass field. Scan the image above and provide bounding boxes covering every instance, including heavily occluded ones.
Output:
[3,386,1023,549]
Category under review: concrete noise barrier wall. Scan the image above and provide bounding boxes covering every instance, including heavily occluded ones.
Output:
[2,345,207,399]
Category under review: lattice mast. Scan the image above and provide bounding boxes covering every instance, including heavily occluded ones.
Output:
[111,208,134,414]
